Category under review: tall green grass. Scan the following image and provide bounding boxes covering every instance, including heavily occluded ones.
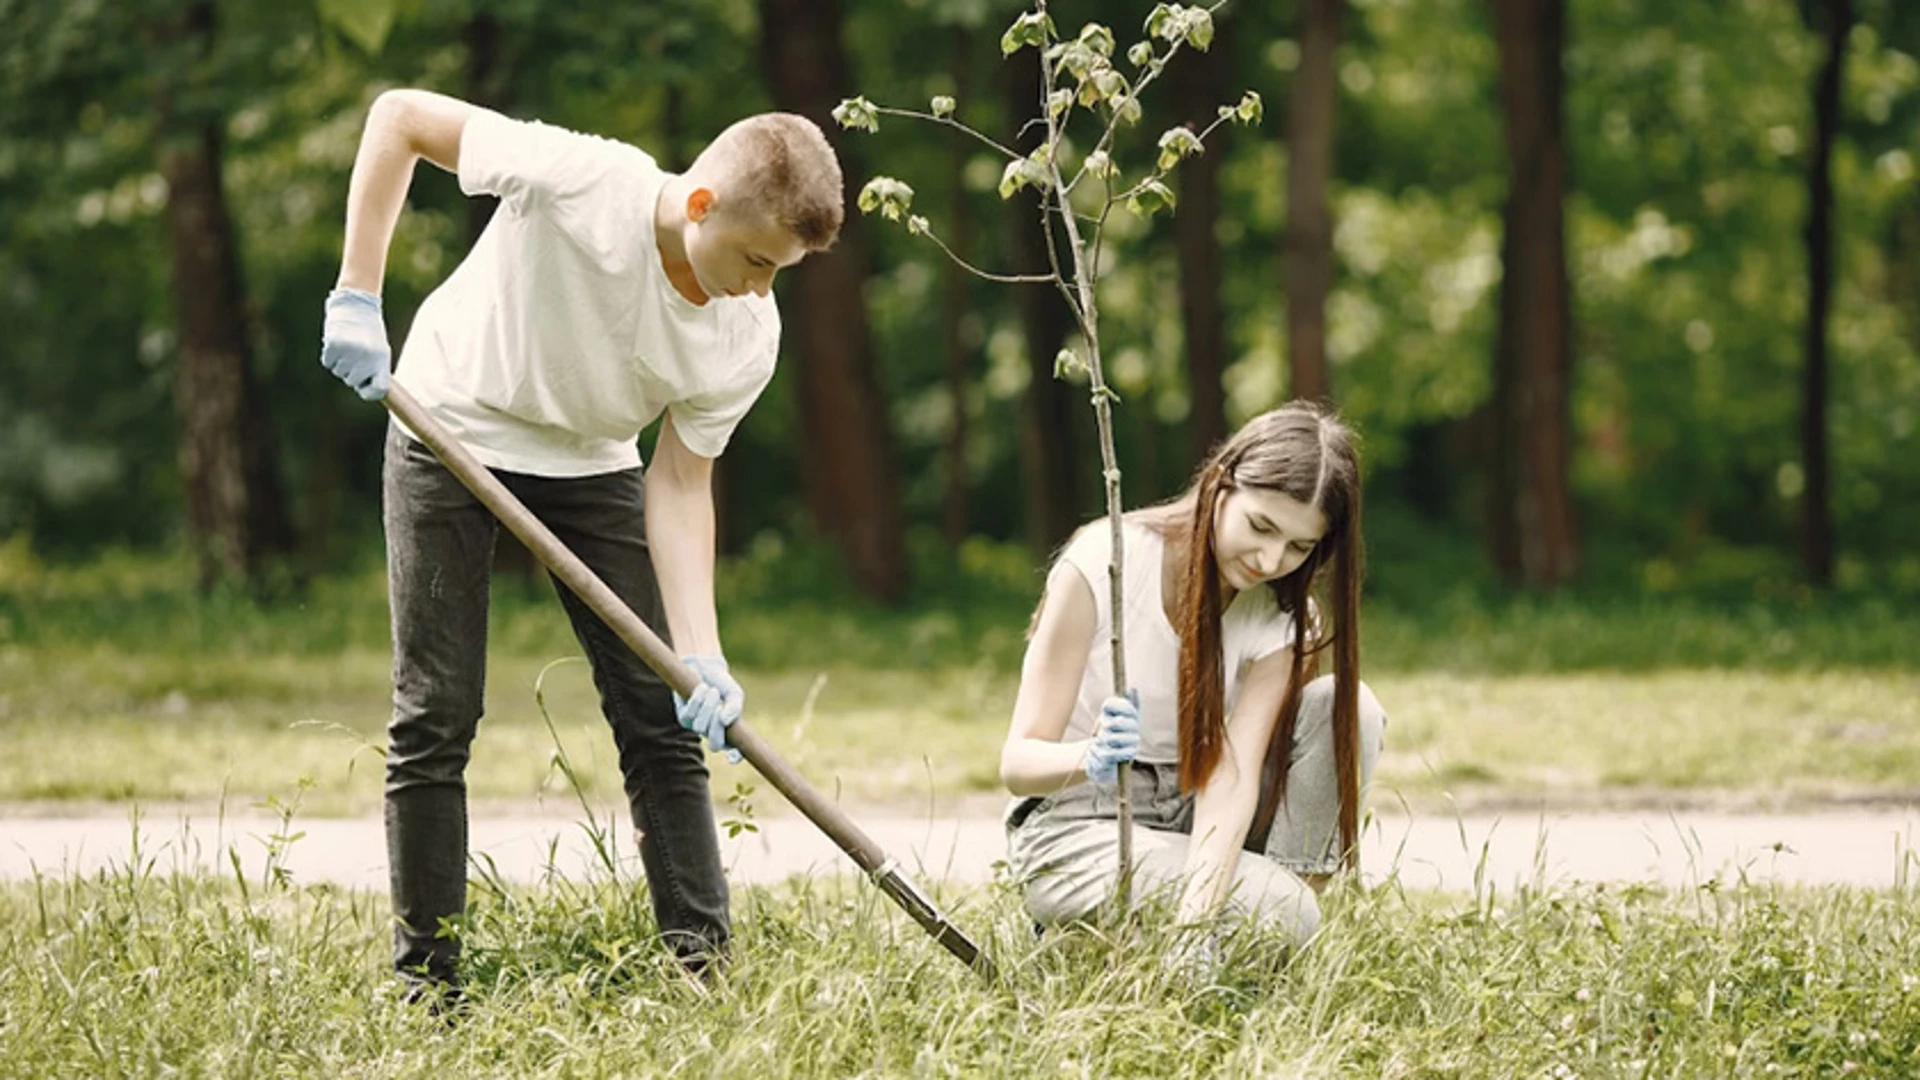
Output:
[2,831,1916,1077]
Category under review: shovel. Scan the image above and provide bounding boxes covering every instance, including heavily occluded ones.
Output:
[381,384,997,980]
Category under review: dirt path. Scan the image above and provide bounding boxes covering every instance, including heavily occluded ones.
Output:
[5,804,1917,893]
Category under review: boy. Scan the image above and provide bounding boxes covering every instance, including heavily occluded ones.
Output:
[318,88,843,995]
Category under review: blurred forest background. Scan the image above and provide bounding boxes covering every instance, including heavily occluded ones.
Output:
[2,0,1915,614]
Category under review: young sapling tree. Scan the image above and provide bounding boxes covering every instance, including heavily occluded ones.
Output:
[835,0,1261,913]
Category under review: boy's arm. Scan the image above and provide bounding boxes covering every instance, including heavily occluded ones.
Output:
[645,413,722,657]
[337,89,479,293]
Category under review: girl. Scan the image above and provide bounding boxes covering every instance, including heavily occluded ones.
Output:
[1000,401,1385,948]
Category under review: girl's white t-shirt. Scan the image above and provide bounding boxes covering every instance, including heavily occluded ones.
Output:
[1054,518,1298,765]
[393,109,780,476]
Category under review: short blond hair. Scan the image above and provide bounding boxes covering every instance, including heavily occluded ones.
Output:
[691,113,844,250]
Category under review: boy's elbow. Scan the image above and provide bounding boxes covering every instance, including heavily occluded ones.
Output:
[368,89,468,170]
[367,88,414,129]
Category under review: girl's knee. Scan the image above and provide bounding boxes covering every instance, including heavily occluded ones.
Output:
[1238,869,1322,948]
[1356,680,1386,754]
[1299,675,1387,746]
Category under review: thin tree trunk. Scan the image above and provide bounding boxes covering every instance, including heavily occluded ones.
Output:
[1800,0,1852,587]
[154,4,288,590]
[758,0,909,603]
[1487,223,1523,579]
[1005,47,1081,552]
[941,27,973,546]
[1170,32,1229,462]
[1490,0,1579,589]
[161,124,291,588]
[1888,196,1920,356]
[1285,0,1341,406]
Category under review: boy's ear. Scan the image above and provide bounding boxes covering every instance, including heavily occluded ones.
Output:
[686,187,716,223]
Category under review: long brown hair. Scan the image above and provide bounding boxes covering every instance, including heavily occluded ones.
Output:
[1136,401,1365,869]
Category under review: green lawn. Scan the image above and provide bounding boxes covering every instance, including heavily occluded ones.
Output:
[4,552,1918,815]
[5,641,1918,815]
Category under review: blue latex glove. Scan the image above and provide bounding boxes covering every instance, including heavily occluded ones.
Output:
[1082,690,1141,784]
[1168,929,1224,985]
[675,655,744,763]
[320,287,391,401]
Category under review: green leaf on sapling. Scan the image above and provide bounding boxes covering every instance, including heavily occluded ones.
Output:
[832,97,880,133]
[857,176,915,220]
[1156,126,1203,170]
[1126,178,1176,217]
[1182,9,1214,49]
[1001,10,1054,56]
[1077,23,1115,58]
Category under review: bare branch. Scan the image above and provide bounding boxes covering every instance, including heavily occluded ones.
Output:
[1090,174,1116,293]
[1035,26,1093,338]
[919,223,1057,284]
[873,106,1022,161]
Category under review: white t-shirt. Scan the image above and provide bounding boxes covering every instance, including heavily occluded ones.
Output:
[1054,518,1298,765]
[392,109,780,476]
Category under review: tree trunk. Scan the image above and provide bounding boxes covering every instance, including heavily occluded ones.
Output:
[154,4,289,591]
[1005,47,1082,552]
[1800,0,1852,587]
[1170,27,1229,464]
[758,0,908,603]
[1490,0,1579,589]
[1285,0,1341,405]
[941,27,973,546]
[160,122,291,589]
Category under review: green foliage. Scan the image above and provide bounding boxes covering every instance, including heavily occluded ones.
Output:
[0,0,1914,593]
[856,175,915,221]
[998,10,1054,56]
[830,94,880,132]
[314,0,411,54]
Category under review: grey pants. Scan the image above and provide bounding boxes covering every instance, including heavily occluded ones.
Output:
[1008,676,1385,947]
[382,426,728,985]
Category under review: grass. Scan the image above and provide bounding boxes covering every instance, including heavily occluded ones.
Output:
[3,544,1920,814]
[1,836,1916,1077]
[5,545,1918,1076]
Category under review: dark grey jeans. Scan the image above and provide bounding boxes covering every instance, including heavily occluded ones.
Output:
[381,426,728,986]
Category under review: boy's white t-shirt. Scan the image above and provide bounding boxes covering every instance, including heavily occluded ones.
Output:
[392,109,780,476]
[1054,518,1299,766]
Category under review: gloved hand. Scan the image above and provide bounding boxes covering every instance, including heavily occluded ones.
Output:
[675,654,744,763]
[320,287,391,401]
[1167,928,1224,985]
[1082,690,1141,784]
